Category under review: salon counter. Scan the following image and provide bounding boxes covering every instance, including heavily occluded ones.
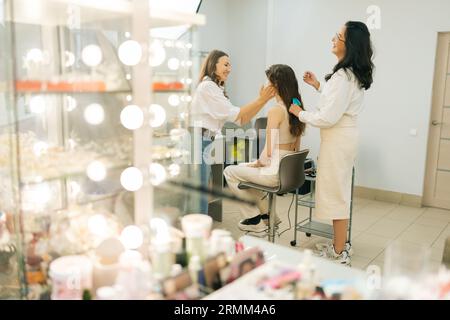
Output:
[205,236,370,300]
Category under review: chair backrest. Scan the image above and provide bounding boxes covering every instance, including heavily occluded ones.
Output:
[277,149,309,194]
[254,117,267,156]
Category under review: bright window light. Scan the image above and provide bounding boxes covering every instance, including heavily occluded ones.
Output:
[149,0,201,40]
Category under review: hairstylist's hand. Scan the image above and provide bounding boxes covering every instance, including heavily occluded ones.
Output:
[259,84,276,103]
[303,71,320,90]
[289,104,303,117]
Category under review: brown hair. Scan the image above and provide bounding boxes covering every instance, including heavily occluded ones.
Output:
[198,49,229,97]
[265,64,305,137]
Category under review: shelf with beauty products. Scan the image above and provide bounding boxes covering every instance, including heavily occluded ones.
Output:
[0,0,225,301]
[7,80,188,94]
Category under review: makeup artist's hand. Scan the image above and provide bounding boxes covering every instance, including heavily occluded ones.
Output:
[259,84,276,103]
[289,104,303,117]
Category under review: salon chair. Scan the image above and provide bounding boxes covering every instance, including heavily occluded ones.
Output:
[238,149,309,243]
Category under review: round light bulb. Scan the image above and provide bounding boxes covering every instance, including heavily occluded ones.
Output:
[149,104,166,128]
[186,60,193,67]
[149,163,167,186]
[167,58,180,70]
[120,105,144,130]
[126,73,131,80]
[185,43,193,49]
[118,40,142,66]
[168,163,180,177]
[120,167,143,191]
[168,94,180,107]
[65,95,77,112]
[81,44,103,67]
[185,78,192,85]
[26,48,44,63]
[23,183,51,208]
[124,32,131,38]
[88,214,108,237]
[185,95,192,102]
[84,103,105,125]
[120,225,143,250]
[149,40,166,67]
[126,95,132,102]
[86,160,107,181]
[164,40,173,47]
[33,141,49,157]
[64,50,75,67]
[29,95,46,114]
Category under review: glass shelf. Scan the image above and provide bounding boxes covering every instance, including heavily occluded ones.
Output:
[0,0,227,300]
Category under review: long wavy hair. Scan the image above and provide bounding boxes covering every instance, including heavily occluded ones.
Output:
[265,64,305,137]
[198,49,229,97]
[325,21,374,90]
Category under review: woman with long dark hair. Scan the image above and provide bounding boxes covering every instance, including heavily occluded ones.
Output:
[189,50,275,214]
[224,64,305,233]
[289,21,374,265]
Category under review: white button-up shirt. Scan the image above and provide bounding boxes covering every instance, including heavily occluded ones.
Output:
[299,69,364,128]
[189,77,241,134]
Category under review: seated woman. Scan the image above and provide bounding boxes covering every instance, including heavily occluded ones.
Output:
[224,64,306,233]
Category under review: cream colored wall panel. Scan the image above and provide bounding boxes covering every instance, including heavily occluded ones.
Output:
[445,76,450,106]
[438,139,450,170]
[435,171,450,200]
[448,43,450,73]
[443,109,450,139]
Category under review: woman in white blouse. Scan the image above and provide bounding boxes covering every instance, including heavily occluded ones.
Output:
[289,21,374,266]
[190,50,275,214]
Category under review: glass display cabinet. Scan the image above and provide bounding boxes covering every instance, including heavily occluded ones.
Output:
[0,0,232,299]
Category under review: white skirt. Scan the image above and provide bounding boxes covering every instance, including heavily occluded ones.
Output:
[315,116,358,220]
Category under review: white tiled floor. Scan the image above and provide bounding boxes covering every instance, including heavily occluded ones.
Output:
[215,195,450,273]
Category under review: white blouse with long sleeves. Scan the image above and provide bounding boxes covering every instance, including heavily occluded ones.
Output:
[299,69,364,128]
[189,77,241,134]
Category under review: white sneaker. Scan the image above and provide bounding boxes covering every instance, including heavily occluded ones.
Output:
[315,244,351,266]
[315,242,354,257]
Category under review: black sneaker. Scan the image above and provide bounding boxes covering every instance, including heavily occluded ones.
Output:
[260,214,282,226]
[239,215,262,225]
[238,215,267,233]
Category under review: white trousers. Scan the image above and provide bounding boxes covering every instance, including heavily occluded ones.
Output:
[223,150,292,219]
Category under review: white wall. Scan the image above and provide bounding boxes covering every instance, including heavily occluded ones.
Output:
[197,0,269,116]
[268,0,450,196]
[198,0,450,197]
[197,0,230,54]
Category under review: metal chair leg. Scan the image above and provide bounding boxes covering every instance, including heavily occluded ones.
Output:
[267,194,272,242]
[293,190,298,245]
[268,193,277,243]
